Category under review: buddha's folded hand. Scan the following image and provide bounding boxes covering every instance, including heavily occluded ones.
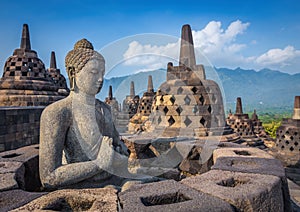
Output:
[94,136,114,171]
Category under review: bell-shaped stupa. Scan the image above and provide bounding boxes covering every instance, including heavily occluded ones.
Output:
[0,24,67,106]
[149,24,232,137]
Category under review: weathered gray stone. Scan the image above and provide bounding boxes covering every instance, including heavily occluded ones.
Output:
[181,170,284,211]
[217,142,244,148]
[0,161,25,191]
[179,145,213,175]
[119,179,235,212]
[212,157,292,212]
[0,189,46,212]
[0,173,19,191]
[213,157,284,179]
[39,39,129,189]
[0,144,40,191]
[11,188,118,212]
[213,147,274,163]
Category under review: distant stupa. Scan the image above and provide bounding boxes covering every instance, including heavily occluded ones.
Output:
[149,24,232,137]
[0,24,67,106]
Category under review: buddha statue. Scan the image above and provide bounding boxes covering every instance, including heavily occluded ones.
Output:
[39,39,129,189]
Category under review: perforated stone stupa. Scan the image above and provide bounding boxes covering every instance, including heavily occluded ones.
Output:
[122,81,139,118]
[274,96,300,164]
[47,51,69,94]
[128,75,156,132]
[226,97,261,142]
[105,85,120,123]
[0,24,67,106]
[115,82,139,133]
[149,24,232,137]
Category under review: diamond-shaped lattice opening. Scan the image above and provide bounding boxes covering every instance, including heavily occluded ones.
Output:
[177,87,183,94]
[168,116,175,126]
[157,116,162,125]
[184,117,192,127]
[290,146,294,151]
[163,106,169,115]
[160,96,164,102]
[208,105,212,113]
[176,106,183,115]
[295,142,299,146]
[200,117,206,126]
[285,140,290,145]
[211,94,217,103]
[192,105,198,114]
[199,95,205,105]
[184,95,191,105]
[191,86,198,94]
[170,96,176,105]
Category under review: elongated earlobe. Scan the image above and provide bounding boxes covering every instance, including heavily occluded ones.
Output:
[68,67,76,91]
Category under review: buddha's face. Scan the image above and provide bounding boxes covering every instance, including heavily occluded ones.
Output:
[75,58,105,95]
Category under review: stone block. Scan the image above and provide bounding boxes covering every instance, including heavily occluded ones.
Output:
[0,144,41,191]
[175,140,214,175]
[213,147,274,163]
[0,144,39,162]
[181,170,284,211]
[213,157,285,179]
[119,180,235,212]
[11,188,118,212]
[217,142,245,148]
[212,157,292,212]
[0,189,46,212]
[0,161,25,191]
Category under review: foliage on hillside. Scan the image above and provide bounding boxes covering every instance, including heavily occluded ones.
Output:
[263,121,282,138]
[253,110,292,138]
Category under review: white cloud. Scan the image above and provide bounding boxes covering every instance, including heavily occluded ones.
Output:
[122,20,300,74]
[123,40,179,66]
[256,45,300,67]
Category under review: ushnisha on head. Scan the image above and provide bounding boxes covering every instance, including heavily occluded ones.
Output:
[65,39,105,92]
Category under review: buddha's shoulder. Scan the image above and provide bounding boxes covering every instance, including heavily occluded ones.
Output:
[41,96,72,119]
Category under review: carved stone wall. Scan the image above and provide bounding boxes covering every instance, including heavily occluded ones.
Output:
[0,107,44,152]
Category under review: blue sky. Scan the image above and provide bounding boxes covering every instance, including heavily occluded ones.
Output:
[0,0,299,78]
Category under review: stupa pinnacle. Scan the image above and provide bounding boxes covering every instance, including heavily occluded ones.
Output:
[20,24,31,50]
[130,81,135,97]
[50,51,57,69]
[147,75,154,93]
[179,24,196,68]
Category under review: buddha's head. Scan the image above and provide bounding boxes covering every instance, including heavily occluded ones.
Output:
[65,39,105,95]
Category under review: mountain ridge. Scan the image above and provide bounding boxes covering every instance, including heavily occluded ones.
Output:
[98,67,300,111]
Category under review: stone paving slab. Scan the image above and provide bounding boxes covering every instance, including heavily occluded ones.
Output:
[181,170,284,212]
[119,179,235,212]
[11,188,118,212]
[212,157,291,212]
[0,161,24,191]
[0,189,46,212]
[213,147,274,163]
